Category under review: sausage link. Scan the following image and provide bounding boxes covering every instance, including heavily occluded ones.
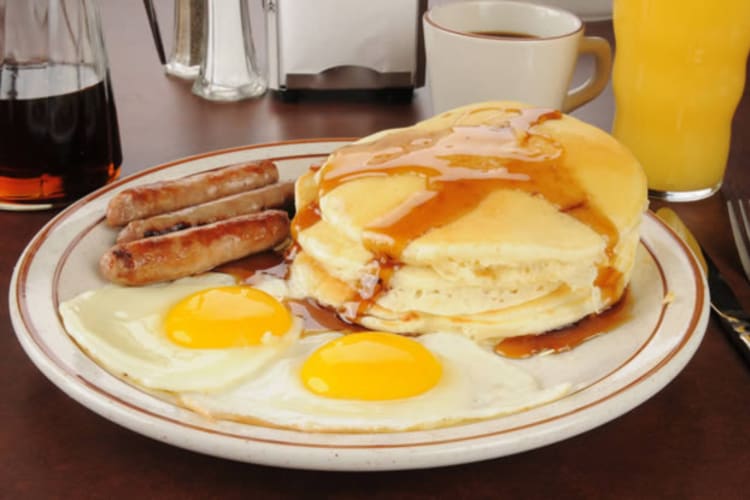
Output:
[105,160,279,227]
[100,210,289,285]
[116,181,294,243]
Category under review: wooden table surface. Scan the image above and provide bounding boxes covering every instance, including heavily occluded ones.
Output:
[2,2,749,498]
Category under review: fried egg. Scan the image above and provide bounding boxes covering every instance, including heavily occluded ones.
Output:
[58,273,302,392]
[181,331,570,432]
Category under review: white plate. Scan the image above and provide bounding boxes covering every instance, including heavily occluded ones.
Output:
[10,139,708,471]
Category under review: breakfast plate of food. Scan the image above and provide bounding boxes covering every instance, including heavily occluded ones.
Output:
[10,102,708,470]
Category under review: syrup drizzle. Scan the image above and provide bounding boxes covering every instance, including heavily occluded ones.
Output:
[215,251,287,282]
[290,201,321,240]
[494,289,632,358]
[288,298,368,333]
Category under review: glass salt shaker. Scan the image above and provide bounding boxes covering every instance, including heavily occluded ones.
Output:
[192,0,267,101]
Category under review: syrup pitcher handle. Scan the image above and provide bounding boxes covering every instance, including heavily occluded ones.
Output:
[562,36,612,112]
[142,0,167,64]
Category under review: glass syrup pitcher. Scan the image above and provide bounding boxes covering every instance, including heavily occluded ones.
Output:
[0,0,122,210]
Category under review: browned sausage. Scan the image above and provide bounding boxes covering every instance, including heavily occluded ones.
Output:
[105,160,279,227]
[99,210,289,285]
[115,181,294,243]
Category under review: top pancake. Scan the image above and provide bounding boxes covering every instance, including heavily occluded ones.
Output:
[294,101,646,267]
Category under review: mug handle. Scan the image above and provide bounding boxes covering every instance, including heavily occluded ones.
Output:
[562,36,612,112]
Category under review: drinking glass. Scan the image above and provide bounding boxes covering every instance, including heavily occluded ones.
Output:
[612,0,750,201]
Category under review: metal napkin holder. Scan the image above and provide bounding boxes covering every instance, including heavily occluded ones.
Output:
[263,0,426,99]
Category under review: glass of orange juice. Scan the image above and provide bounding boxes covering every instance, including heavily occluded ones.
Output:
[612,0,750,201]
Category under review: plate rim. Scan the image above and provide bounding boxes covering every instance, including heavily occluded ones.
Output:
[9,139,709,471]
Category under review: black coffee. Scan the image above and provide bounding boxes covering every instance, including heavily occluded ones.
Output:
[471,30,540,39]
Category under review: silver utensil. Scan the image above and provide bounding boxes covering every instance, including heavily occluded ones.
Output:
[727,198,750,282]
[657,208,750,366]
[702,246,750,365]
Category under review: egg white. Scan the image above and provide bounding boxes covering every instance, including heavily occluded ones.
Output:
[180,331,570,432]
[58,273,301,393]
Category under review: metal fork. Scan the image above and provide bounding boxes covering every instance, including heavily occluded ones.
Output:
[727,198,750,282]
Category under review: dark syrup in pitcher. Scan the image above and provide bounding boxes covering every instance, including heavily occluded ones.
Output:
[0,64,122,206]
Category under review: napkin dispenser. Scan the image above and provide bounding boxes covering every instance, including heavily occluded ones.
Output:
[263,0,426,97]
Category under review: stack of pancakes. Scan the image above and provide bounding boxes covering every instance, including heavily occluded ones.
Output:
[288,101,647,340]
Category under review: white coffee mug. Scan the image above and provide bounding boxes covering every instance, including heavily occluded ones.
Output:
[423,0,612,113]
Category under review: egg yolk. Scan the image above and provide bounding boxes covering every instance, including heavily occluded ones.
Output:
[300,332,442,401]
[164,286,292,349]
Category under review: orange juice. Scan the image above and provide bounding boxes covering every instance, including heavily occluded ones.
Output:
[612,0,750,200]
